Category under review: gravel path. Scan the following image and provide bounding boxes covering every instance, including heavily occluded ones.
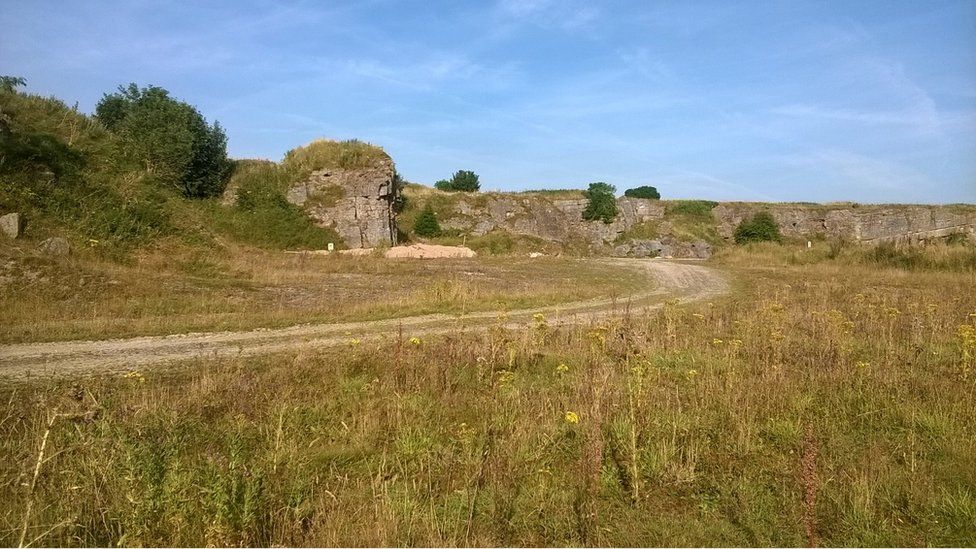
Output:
[0,259,727,378]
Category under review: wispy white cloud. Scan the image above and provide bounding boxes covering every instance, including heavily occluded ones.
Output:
[343,53,520,91]
[494,0,600,31]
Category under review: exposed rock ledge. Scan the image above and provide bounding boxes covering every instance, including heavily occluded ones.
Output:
[286,157,398,249]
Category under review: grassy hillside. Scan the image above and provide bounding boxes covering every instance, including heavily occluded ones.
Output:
[0,88,341,257]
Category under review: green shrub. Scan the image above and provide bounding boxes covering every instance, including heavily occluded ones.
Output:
[434,170,480,192]
[624,185,660,200]
[95,84,231,198]
[734,211,782,244]
[582,182,618,224]
[413,204,442,237]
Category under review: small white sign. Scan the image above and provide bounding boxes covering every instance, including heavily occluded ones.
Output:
[327,242,335,252]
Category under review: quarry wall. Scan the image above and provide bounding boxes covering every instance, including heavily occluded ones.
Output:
[417,189,976,257]
[284,158,398,249]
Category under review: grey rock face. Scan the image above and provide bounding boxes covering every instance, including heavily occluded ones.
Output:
[613,237,712,259]
[712,203,976,244]
[441,195,665,251]
[285,158,399,249]
[438,193,975,257]
[0,212,22,239]
[39,237,70,256]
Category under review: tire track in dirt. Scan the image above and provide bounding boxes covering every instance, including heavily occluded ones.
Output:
[0,260,727,378]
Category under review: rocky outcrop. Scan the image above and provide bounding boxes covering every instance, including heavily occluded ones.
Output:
[712,203,976,244]
[1,212,22,239]
[286,157,398,249]
[614,238,712,259]
[421,188,974,257]
[39,237,70,256]
[441,194,664,248]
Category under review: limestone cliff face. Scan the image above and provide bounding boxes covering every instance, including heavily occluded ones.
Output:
[286,157,398,249]
[441,194,663,247]
[712,203,976,243]
[422,189,975,256]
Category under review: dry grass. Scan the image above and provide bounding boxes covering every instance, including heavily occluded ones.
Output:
[0,243,647,343]
[1,245,974,546]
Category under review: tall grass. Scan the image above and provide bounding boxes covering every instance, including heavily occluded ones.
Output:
[718,239,976,273]
[2,259,974,546]
[281,139,389,181]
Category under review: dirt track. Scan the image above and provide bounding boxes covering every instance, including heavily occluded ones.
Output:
[0,260,727,378]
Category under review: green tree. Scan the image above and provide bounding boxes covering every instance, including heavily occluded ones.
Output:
[734,211,781,244]
[95,84,230,198]
[413,204,442,237]
[0,76,26,92]
[624,185,660,200]
[434,170,480,192]
[582,182,618,224]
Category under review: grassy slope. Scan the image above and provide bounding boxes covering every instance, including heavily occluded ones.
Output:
[0,90,349,256]
[1,245,974,546]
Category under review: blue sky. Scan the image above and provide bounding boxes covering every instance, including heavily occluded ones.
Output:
[2,0,975,203]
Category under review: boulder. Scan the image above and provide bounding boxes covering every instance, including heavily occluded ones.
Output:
[39,237,71,256]
[0,212,22,239]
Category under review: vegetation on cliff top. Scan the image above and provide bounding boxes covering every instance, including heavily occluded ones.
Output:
[434,169,481,192]
[281,139,389,181]
[624,185,661,199]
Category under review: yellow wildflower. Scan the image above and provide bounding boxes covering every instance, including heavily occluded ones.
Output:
[409,336,422,346]
[564,411,580,424]
[496,370,516,385]
[556,363,569,373]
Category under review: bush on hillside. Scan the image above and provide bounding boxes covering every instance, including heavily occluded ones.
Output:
[734,211,782,244]
[434,170,480,192]
[413,204,442,237]
[624,185,661,200]
[95,84,230,198]
[582,182,618,224]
